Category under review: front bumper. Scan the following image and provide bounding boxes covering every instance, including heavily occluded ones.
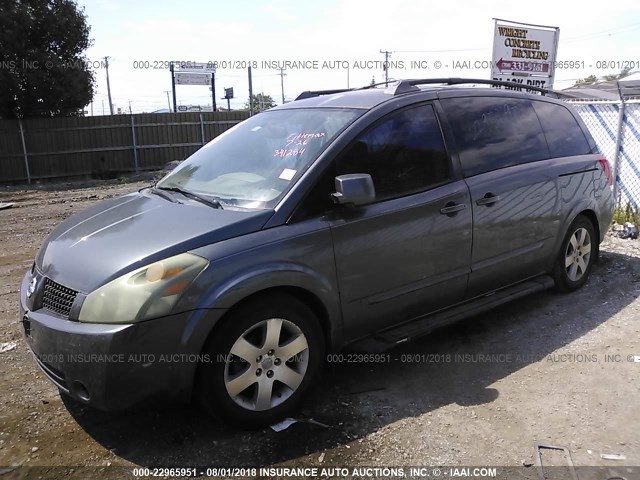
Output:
[19,270,224,411]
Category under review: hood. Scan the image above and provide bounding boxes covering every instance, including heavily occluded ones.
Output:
[36,189,272,293]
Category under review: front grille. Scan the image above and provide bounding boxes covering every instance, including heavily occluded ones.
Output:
[42,278,77,318]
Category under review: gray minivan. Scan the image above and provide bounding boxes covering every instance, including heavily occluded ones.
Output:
[19,79,615,425]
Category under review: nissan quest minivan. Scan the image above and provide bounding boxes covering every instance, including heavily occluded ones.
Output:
[19,79,615,425]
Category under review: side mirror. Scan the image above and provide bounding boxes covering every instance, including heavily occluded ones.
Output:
[331,174,376,206]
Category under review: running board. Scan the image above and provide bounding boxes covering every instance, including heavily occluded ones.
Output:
[348,275,554,353]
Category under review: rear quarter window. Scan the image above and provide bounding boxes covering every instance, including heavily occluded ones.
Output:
[442,96,549,177]
[531,101,591,158]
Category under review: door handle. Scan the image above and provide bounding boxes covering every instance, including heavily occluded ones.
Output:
[440,202,466,216]
[476,194,501,206]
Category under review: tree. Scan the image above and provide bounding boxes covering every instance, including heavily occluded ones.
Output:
[603,67,633,82]
[572,68,634,88]
[0,0,95,119]
[245,94,276,113]
[572,75,597,87]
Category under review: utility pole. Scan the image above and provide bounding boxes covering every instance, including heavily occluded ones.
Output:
[104,56,114,115]
[277,68,286,104]
[169,63,177,113]
[102,99,105,115]
[248,67,254,116]
[211,71,216,111]
[164,91,171,111]
[380,50,391,86]
[211,71,218,112]
[128,100,132,114]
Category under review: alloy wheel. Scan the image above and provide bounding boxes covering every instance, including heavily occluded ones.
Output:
[223,318,309,411]
[565,227,592,282]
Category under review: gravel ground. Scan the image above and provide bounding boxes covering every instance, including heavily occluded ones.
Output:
[0,179,638,480]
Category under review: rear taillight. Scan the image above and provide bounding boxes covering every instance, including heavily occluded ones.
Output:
[596,156,614,186]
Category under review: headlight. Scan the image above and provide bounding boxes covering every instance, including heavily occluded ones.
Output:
[78,253,208,324]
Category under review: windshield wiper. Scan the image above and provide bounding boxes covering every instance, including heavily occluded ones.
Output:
[156,185,224,209]
[149,186,178,203]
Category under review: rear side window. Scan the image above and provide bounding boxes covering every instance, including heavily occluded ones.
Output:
[442,97,549,177]
[531,101,591,158]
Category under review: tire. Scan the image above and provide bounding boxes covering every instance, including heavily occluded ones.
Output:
[197,293,325,426]
[553,215,596,292]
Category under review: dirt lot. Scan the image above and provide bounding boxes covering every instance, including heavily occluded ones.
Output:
[0,179,639,480]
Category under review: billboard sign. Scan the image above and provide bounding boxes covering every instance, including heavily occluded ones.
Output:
[174,62,216,73]
[174,72,211,86]
[177,105,203,112]
[491,19,559,90]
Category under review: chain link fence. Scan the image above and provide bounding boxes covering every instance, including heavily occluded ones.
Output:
[565,98,640,226]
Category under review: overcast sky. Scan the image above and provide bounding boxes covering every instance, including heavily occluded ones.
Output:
[77,0,640,114]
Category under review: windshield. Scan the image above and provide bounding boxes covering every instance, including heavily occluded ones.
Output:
[156,108,362,209]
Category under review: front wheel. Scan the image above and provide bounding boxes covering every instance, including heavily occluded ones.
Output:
[197,293,325,426]
[553,215,596,292]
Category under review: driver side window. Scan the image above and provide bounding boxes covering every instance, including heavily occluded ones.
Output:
[337,104,451,201]
[292,104,451,222]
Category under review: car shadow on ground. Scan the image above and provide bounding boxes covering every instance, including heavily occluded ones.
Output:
[61,249,639,467]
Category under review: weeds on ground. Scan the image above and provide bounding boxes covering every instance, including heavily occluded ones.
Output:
[613,201,640,225]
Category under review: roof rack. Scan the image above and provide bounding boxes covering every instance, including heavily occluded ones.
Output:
[295,88,355,100]
[295,78,573,101]
[295,79,395,100]
[403,78,571,98]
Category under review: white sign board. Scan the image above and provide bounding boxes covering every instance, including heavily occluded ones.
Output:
[177,105,203,112]
[491,74,551,91]
[491,19,559,89]
[174,72,211,86]
[174,61,216,73]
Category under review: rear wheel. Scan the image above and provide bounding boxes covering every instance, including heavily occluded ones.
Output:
[553,215,596,292]
[198,293,325,426]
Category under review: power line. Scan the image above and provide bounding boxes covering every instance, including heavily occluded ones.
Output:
[394,47,488,53]
[394,22,640,54]
[563,22,640,42]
